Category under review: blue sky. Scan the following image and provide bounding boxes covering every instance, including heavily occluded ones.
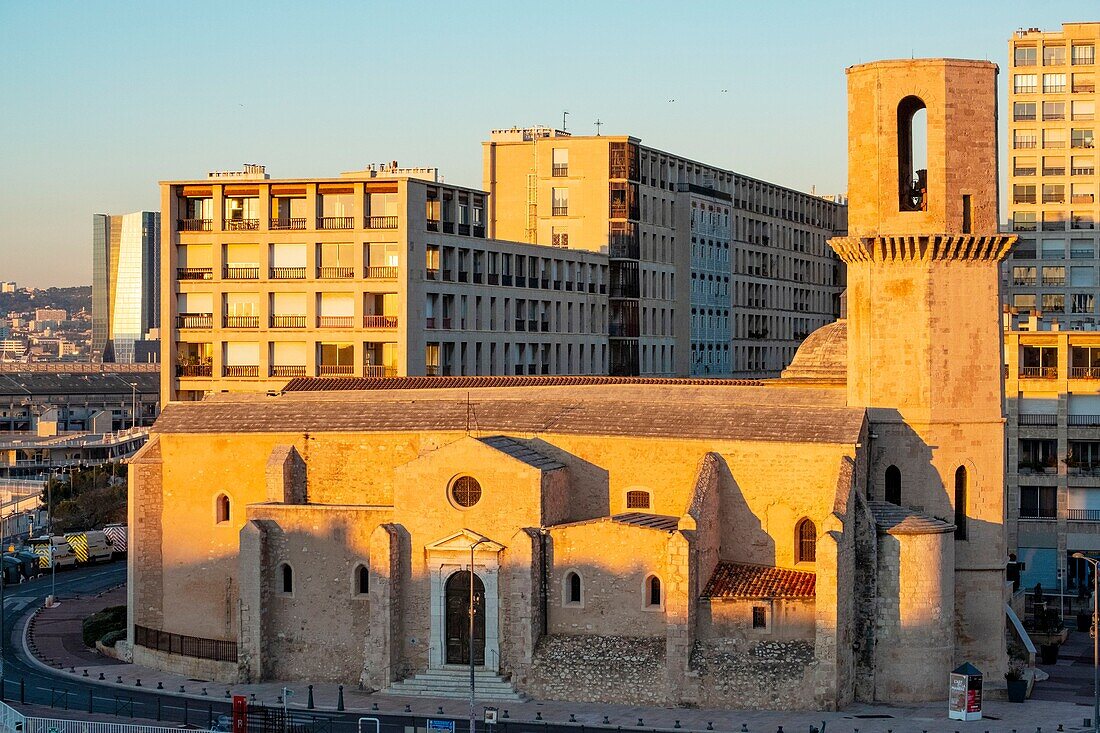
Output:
[0,0,1091,286]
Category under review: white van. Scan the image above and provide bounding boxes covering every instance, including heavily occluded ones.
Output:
[28,536,76,569]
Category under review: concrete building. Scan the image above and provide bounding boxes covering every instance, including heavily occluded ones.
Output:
[93,212,161,363]
[1005,23,1099,327]
[483,129,845,377]
[161,165,610,403]
[0,364,159,432]
[128,58,1009,709]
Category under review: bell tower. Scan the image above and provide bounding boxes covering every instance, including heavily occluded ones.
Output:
[831,59,1015,675]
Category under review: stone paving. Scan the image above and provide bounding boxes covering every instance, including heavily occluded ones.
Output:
[22,590,1100,732]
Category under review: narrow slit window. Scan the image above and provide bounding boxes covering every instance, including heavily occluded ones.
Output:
[885,465,902,505]
[898,96,928,211]
[962,195,972,234]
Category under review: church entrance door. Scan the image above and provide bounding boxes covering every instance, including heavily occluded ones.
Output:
[444,570,485,665]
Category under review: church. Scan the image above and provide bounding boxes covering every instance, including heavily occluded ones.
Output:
[127,58,1014,710]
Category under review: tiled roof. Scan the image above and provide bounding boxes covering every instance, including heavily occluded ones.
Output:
[611,512,679,532]
[867,501,956,535]
[282,375,764,392]
[152,389,864,445]
[478,435,564,470]
[0,371,160,397]
[702,562,816,599]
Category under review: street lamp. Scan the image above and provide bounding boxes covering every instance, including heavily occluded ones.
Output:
[1074,551,1099,733]
[468,537,491,733]
[129,383,138,430]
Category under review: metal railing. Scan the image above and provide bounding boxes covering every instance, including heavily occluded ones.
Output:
[270,217,306,230]
[1013,277,1037,285]
[1071,367,1100,379]
[1042,193,1066,203]
[270,266,306,279]
[176,267,212,280]
[364,365,397,378]
[1042,167,1066,176]
[223,365,258,377]
[366,215,399,229]
[317,216,354,230]
[176,313,212,329]
[223,266,259,279]
[363,315,398,329]
[134,623,237,662]
[176,364,212,377]
[552,206,569,216]
[225,218,259,231]
[224,315,259,328]
[1074,83,1097,93]
[1020,366,1058,378]
[177,218,211,231]
[1073,194,1097,203]
[1018,413,1057,426]
[1014,139,1038,149]
[366,266,398,279]
[552,164,568,176]
[1069,509,1100,521]
[318,315,354,328]
[271,314,306,328]
[270,365,307,377]
[1014,167,1037,176]
[1069,415,1100,427]
[318,364,353,376]
[317,266,354,278]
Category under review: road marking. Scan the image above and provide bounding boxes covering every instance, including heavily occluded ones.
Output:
[3,597,31,612]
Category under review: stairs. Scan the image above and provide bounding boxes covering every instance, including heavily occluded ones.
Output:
[383,668,526,701]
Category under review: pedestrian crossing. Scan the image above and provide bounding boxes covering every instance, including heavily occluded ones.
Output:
[2,597,33,613]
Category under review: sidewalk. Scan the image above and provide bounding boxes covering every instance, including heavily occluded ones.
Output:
[23,589,1100,732]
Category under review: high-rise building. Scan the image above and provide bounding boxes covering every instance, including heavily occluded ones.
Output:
[483,128,845,377]
[92,211,161,362]
[1005,23,1099,326]
[161,165,609,403]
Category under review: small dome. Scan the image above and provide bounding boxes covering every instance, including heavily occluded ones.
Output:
[781,320,847,382]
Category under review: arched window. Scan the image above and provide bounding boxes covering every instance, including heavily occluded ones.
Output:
[796,519,817,564]
[885,465,901,505]
[897,95,928,211]
[355,564,369,595]
[645,575,662,608]
[450,476,482,508]
[626,490,651,510]
[215,494,230,524]
[954,466,968,540]
[564,571,582,605]
[279,563,293,595]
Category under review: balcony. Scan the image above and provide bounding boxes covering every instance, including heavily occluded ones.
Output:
[225,315,259,328]
[270,365,307,378]
[1014,167,1037,176]
[1015,85,1038,94]
[223,266,259,280]
[1072,141,1096,150]
[426,268,440,280]
[224,365,259,378]
[1072,248,1095,259]
[1069,415,1100,427]
[426,219,440,232]
[1042,221,1067,231]
[317,216,354,230]
[1069,509,1100,521]
[552,164,568,177]
[318,365,354,376]
[364,365,397,378]
[271,315,306,329]
[366,216,399,229]
[426,365,440,377]
[1042,167,1066,176]
[1042,193,1066,203]
[1015,113,1037,122]
[1074,83,1096,93]
[176,364,212,377]
[176,313,212,329]
[1018,413,1056,426]
[458,223,470,236]
[225,218,259,231]
[1014,140,1038,149]
[1073,194,1097,204]
[552,207,569,216]
[317,266,354,279]
[1073,218,1097,230]
[1043,276,1067,286]
[473,225,485,238]
[177,219,212,232]
[1013,277,1037,285]
[1020,366,1058,379]
[363,315,398,329]
[1074,167,1097,176]
[1013,196,1037,204]
[1019,508,1056,520]
[1017,462,1057,475]
[318,316,354,328]
[270,217,306,230]
[270,266,306,279]
[177,267,213,281]
[365,266,398,279]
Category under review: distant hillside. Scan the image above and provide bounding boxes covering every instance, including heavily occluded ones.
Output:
[0,286,91,317]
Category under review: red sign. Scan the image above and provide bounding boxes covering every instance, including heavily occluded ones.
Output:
[232,695,248,733]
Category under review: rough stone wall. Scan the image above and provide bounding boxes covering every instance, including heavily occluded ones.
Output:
[683,453,722,594]
[851,493,879,703]
[525,635,666,705]
[128,436,163,641]
[691,639,815,709]
[697,598,815,641]
[236,520,269,682]
[500,528,542,688]
[265,445,306,504]
[362,523,403,690]
[664,531,693,702]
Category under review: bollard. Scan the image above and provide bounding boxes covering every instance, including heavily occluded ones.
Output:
[405,704,412,713]
[503,711,510,720]
[637,719,644,727]
[674,722,680,729]
[372,703,379,711]
[179,685,185,693]
[225,690,231,699]
[157,682,163,690]
[707,724,713,731]
[570,715,576,723]
[82,669,88,677]
[250,694,256,703]
[536,712,543,721]
[136,678,141,687]
[337,685,344,712]
[438,706,445,715]
[116,675,123,683]
[87,689,93,714]
[308,684,314,710]
[741,726,748,733]
[202,687,208,696]
[98,672,104,681]
[602,717,609,725]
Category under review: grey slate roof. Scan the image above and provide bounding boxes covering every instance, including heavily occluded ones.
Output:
[611,512,680,532]
[478,435,564,470]
[867,501,956,535]
[151,384,865,445]
[0,371,159,397]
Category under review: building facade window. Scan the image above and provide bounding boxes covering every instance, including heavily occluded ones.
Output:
[954,466,968,540]
[450,475,482,508]
[552,188,569,216]
[215,494,230,524]
[796,518,817,564]
[355,564,369,595]
[1020,485,1056,519]
[279,563,294,595]
[645,575,662,608]
[564,571,582,606]
[752,605,767,629]
[626,489,651,510]
[885,465,901,505]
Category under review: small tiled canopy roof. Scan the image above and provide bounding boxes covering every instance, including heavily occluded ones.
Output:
[702,562,816,599]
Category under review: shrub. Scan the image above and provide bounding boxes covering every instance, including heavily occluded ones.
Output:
[81,605,126,648]
[99,629,126,648]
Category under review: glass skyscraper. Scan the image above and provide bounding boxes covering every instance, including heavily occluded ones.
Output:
[91,211,160,362]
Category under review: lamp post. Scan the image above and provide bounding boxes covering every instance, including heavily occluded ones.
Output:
[129,383,138,430]
[468,537,490,733]
[1074,552,1099,733]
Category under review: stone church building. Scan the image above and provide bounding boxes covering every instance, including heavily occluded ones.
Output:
[127,58,1014,710]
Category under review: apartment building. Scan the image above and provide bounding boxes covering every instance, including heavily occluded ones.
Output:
[1005,312,1100,594]
[1006,23,1099,327]
[483,127,845,377]
[161,165,609,402]
[92,211,161,362]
